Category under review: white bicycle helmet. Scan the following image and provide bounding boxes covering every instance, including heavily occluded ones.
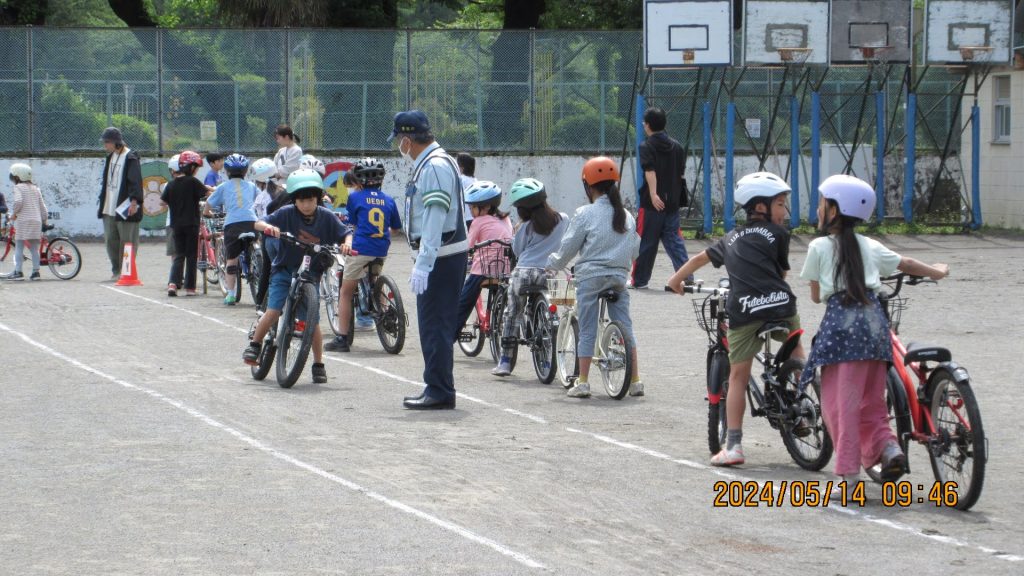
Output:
[167,154,180,173]
[734,171,791,206]
[299,154,326,176]
[9,163,31,182]
[819,174,875,222]
[250,157,276,183]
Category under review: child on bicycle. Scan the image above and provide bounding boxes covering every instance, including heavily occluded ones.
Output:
[667,172,803,466]
[801,174,949,486]
[492,177,568,377]
[204,153,259,305]
[251,157,278,220]
[547,157,641,398]
[7,163,47,281]
[453,181,514,347]
[324,158,402,353]
[161,150,207,296]
[244,169,352,384]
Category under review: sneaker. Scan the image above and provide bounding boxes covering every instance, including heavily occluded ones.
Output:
[242,342,262,365]
[29,271,40,281]
[879,443,907,482]
[491,358,512,377]
[185,289,197,297]
[323,335,350,353]
[9,271,23,281]
[567,381,591,398]
[710,446,745,466]
[629,380,645,396]
[311,363,327,384]
[224,294,237,305]
[167,283,178,297]
[629,283,649,290]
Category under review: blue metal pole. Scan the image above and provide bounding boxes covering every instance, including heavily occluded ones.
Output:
[725,102,735,231]
[703,101,713,235]
[903,93,917,223]
[875,90,886,222]
[810,91,821,225]
[971,103,982,229]
[635,93,647,209]
[790,96,800,229]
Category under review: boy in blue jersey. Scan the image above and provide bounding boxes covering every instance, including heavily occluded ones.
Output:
[244,169,352,383]
[324,158,402,352]
[204,153,258,304]
[204,152,225,189]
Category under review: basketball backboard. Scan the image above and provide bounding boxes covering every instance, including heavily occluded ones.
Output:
[743,0,830,65]
[925,0,1013,64]
[644,0,733,67]
[829,0,913,64]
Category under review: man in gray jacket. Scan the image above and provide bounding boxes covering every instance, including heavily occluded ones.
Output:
[97,127,144,281]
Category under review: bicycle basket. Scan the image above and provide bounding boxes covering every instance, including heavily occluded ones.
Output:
[479,245,511,279]
[883,294,907,334]
[547,276,576,306]
[692,295,717,335]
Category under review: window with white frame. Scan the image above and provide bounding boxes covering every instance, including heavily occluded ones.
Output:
[994,76,1011,143]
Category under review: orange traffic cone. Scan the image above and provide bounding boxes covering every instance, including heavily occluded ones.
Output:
[115,242,143,286]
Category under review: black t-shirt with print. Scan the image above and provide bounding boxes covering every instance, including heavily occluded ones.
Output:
[705,221,796,328]
[160,175,207,228]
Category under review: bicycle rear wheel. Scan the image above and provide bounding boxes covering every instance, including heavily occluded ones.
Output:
[927,367,986,510]
[458,298,486,357]
[531,297,557,384]
[556,313,579,389]
[275,282,318,388]
[46,237,82,280]
[0,238,12,278]
[777,359,833,471]
[598,320,632,400]
[374,275,406,355]
[707,350,730,455]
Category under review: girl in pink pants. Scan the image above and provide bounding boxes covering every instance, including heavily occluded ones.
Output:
[801,175,949,489]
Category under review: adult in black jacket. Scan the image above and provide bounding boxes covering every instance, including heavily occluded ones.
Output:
[630,107,692,289]
[97,127,144,280]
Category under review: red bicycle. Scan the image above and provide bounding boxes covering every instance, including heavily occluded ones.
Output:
[457,239,513,362]
[0,217,82,280]
[196,205,224,294]
[866,273,986,510]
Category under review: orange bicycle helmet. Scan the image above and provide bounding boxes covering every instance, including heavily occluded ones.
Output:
[581,156,619,186]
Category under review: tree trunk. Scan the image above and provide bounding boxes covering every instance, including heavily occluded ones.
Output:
[488,0,545,148]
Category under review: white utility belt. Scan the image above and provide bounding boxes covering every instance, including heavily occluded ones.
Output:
[410,238,469,260]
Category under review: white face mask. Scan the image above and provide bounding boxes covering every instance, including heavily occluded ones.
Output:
[398,137,413,162]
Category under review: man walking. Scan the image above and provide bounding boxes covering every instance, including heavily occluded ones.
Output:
[98,127,144,281]
[391,110,468,410]
[630,107,691,290]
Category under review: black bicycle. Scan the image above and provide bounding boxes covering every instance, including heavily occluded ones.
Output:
[685,279,833,470]
[231,232,264,305]
[327,254,407,355]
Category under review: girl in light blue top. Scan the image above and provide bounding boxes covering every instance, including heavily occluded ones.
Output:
[547,157,641,398]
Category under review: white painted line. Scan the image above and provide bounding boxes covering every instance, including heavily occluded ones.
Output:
[0,320,546,570]
[101,285,1022,563]
[569,427,1022,562]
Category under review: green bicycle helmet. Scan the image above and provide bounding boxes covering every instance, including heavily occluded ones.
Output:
[286,168,325,198]
[509,177,546,208]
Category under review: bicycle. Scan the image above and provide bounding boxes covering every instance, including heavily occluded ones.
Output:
[684,279,833,470]
[0,217,82,280]
[553,272,635,399]
[322,252,407,355]
[226,232,263,305]
[249,231,338,389]
[863,273,985,510]
[457,239,513,363]
[196,206,223,294]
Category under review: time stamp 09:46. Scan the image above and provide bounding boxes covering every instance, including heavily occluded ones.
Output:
[712,480,960,508]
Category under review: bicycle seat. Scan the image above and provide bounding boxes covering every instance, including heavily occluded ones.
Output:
[903,342,951,365]
[757,321,791,340]
[42,223,55,232]
[238,232,257,241]
[599,289,620,302]
[517,283,546,296]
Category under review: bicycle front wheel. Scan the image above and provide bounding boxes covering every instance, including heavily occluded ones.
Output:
[598,320,633,400]
[251,323,276,381]
[531,297,557,384]
[374,275,406,355]
[488,289,508,364]
[866,368,912,484]
[275,282,318,388]
[927,367,986,510]
[247,244,263,305]
[46,237,82,280]
[777,359,833,471]
[215,238,229,296]
[321,269,341,336]
[556,313,579,389]
[707,350,730,455]
[458,299,486,357]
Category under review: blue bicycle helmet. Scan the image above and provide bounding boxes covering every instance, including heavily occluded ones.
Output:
[224,153,250,178]
[465,180,502,204]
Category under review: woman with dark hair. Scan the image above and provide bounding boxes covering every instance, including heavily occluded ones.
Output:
[273,124,303,185]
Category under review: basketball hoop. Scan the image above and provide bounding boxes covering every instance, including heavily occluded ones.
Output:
[859,45,893,65]
[778,47,813,65]
[959,46,993,64]
[683,49,695,64]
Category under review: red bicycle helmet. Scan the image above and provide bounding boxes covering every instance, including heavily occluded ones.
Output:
[178,150,201,169]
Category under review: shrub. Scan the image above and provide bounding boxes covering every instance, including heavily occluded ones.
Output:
[37,79,105,151]
[550,112,630,151]
[111,114,158,152]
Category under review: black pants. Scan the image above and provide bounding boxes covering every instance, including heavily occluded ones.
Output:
[170,225,199,290]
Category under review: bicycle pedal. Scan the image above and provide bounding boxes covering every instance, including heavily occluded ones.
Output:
[458,332,475,343]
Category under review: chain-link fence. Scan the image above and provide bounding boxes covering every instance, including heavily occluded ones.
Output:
[0,27,967,156]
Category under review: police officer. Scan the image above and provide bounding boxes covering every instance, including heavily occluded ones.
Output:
[390,110,468,410]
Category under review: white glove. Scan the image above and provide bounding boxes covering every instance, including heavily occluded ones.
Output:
[410,268,429,295]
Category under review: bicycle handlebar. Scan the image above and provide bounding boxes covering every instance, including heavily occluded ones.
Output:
[879,272,933,299]
[268,230,342,255]
[681,280,728,297]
